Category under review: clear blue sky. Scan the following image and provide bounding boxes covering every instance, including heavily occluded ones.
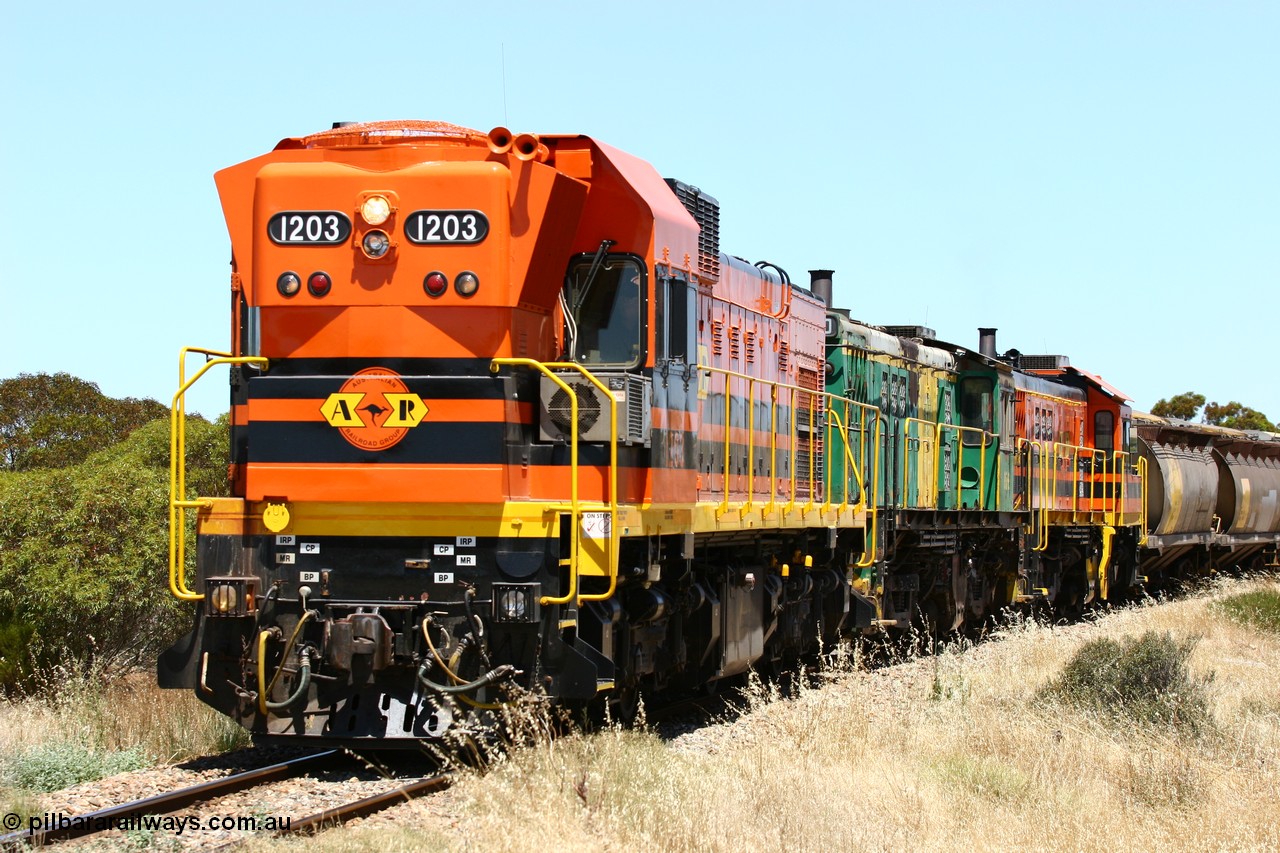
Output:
[3,2,1276,422]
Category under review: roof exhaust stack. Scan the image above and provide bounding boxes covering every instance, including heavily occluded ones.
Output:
[978,327,997,359]
[808,269,834,308]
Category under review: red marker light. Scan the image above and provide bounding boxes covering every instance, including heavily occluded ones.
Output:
[308,272,332,297]
[423,271,448,297]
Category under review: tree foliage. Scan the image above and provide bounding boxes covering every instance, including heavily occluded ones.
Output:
[1150,391,1275,432]
[1150,392,1205,421]
[0,404,228,692]
[1203,401,1276,432]
[0,373,168,471]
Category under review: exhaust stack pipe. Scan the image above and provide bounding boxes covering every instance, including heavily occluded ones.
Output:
[978,328,998,359]
[808,269,834,308]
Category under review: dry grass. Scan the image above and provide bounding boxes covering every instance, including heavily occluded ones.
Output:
[253,576,1280,853]
[0,670,248,796]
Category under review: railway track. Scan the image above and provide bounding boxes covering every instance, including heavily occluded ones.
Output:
[2,576,1253,850]
[0,749,453,849]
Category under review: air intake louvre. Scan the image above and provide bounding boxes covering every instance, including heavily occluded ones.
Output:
[1019,354,1070,370]
[665,179,720,280]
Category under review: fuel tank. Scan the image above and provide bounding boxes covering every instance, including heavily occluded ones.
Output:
[1214,451,1280,533]
[1137,438,1217,536]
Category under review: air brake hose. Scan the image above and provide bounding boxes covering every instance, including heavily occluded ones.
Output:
[264,650,312,711]
[417,663,517,696]
[256,610,317,715]
[462,588,494,671]
[422,616,505,710]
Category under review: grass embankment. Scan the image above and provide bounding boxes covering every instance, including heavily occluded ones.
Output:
[255,579,1280,853]
[0,672,248,821]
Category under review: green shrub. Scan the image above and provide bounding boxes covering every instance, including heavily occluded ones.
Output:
[3,740,149,792]
[0,415,228,693]
[1215,588,1280,634]
[1038,631,1212,733]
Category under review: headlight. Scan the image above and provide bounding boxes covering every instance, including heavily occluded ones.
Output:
[499,590,526,620]
[360,195,392,226]
[204,576,259,618]
[491,583,540,624]
[362,230,391,259]
[210,584,237,613]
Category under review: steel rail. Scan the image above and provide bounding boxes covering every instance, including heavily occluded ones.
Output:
[280,771,455,835]
[0,750,344,846]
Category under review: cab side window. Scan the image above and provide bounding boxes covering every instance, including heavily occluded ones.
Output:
[1094,410,1115,451]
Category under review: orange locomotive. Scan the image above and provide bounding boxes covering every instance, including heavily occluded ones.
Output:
[159,121,868,742]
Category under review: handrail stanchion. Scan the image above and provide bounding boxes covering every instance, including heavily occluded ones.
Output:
[855,414,884,568]
[722,371,732,515]
[170,349,268,602]
[537,362,619,604]
[746,378,756,514]
[490,359,588,606]
[766,385,779,515]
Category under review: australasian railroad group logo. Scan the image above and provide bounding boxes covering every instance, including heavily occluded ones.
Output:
[320,368,428,451]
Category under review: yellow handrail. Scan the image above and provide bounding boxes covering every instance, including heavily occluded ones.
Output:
[538,362,619,605]
[490,359,593,606]
[936,424,994,510]
[765,384,780,515]
[170,348,268,602]
[721,372,734,515]
[784,384,800,514]
[1051,441,1107,522]
[1015,438,1050,551]
[697,363,877,521]
[1034,440,1050,550]
[900,416,939,510]
[854,413,884,568]
[1108,450,1129,527]
[824,404,868,514]
[1138,456,1149,545]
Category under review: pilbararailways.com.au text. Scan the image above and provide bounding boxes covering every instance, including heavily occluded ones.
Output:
[15,812,292,835]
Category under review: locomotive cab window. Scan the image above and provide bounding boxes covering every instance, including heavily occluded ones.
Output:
[565,254,646,368]
[1094,410,1115,452]
[959,377,994,446]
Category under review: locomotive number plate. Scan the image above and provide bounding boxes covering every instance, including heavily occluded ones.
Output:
[267,211,352,245]
[404,210,489,245]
